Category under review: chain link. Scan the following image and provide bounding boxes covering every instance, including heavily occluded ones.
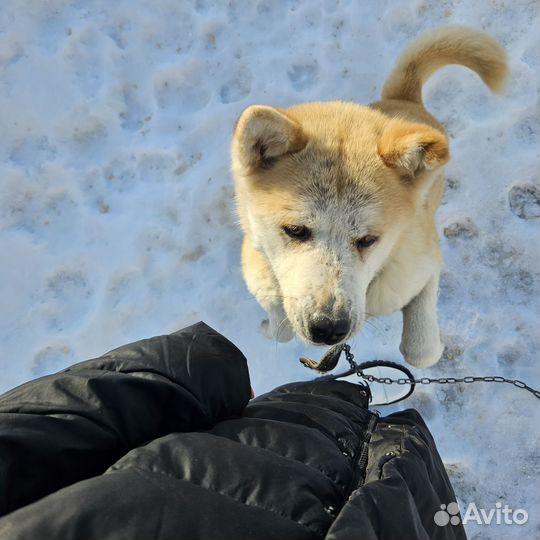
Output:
[342,344,540,400]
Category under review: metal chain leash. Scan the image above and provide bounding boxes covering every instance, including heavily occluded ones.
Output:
[342,344,540,400]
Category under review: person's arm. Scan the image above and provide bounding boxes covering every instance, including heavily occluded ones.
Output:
[0,321,251,516]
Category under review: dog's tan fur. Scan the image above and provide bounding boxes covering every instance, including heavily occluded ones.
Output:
[231,27,508,368]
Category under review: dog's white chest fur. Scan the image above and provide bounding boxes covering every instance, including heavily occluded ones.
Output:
[366,249,440,317]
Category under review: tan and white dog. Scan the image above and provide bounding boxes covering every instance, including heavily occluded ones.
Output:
[231,27,507,368]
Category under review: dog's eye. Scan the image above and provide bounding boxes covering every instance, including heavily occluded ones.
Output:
[356,235,378,249]
[282,225,311,241]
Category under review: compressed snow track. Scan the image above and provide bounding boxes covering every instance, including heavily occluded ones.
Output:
[0,1,538,539]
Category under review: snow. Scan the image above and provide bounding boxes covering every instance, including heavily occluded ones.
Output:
[0,0,538,538]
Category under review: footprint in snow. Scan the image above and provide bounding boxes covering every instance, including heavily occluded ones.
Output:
[119,83,153,132]
[288,63,319,92]
[9,136,57,169]
[32,344,75,377]
[219,66,252,104]
[39,268,95,332]
[154,64,210,113]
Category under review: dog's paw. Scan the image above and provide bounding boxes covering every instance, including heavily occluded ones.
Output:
[400,338,444,369]
[260,318,294,342]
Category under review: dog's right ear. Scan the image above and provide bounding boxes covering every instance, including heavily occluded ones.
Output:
[232,105,307,174]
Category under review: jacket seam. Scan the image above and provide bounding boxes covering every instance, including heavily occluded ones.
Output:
[207,431,349,493]
[128,464,327,537]
[245,406,363,457]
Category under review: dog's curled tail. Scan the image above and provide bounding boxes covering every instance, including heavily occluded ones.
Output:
[382,26,508,104]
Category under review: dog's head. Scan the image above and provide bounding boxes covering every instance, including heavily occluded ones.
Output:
[231,102,448,345]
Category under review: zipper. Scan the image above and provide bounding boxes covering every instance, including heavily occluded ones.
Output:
[344,410,379,498]
[356,411,379,488]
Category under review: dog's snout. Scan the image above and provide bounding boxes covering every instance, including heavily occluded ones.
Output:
[309,315,350,345]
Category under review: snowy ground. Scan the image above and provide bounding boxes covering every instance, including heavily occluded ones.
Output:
[0,1,538,538]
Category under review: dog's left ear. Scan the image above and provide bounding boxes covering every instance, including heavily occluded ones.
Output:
[378,119,449,179]
[232,105,307,175]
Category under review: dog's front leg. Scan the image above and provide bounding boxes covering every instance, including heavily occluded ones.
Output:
[241,237,294,342]
[400,274,444,368]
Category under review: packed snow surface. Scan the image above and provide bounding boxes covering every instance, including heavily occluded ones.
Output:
[0,1,538,538]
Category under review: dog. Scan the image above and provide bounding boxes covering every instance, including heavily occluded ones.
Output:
[231,27,507,368]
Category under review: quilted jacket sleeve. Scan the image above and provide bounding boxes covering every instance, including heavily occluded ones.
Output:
[0,321,251,517]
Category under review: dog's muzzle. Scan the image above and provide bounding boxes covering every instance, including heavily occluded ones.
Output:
[308,314,350,345]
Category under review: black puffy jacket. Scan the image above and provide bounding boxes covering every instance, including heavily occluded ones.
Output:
[0,322,466,540]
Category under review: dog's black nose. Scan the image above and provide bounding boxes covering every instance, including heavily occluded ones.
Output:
[309,316,350,345]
